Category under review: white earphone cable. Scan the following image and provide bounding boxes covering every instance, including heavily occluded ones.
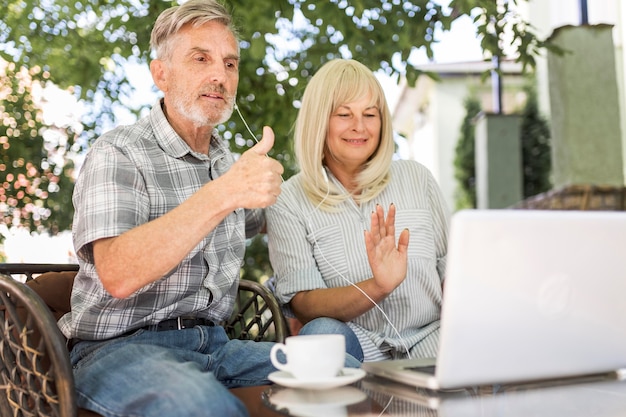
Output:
[236,103,412,359]
[234,103,259,144]
[308,171,412,359]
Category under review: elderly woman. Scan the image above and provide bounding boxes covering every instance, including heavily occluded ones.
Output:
[266,59,450,362]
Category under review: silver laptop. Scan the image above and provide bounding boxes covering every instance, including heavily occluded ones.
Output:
[362,209,626,390]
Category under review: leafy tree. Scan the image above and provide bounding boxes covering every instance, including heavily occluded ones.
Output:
[1,0,551,155]
[0,61,77,240]
[453,95,481,210]
[1,0,551,274]
[520,82,551,198]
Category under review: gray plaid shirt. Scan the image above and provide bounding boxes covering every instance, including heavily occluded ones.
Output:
[59,100,264,340]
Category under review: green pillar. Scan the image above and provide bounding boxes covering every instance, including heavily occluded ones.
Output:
[475,113,523,209]
[547,24,624,187]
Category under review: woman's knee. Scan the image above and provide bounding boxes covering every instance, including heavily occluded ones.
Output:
[299,317,364,362]
[299,317,337,334]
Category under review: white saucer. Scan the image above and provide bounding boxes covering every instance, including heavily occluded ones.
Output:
[268,368,366,390]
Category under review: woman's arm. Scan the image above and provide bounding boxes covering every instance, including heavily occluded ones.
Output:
[290,204,409,323]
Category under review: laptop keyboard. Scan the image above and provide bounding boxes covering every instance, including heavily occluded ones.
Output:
[406,365,436,375]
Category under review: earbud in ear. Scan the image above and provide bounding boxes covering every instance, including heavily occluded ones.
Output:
[321,167,329,183]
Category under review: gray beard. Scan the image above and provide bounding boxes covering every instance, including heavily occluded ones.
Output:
[170,95,234,127]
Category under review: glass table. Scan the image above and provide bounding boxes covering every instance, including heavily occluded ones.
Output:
[261,373,626,416]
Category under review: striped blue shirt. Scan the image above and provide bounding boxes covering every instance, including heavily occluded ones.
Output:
[266,160,449,360]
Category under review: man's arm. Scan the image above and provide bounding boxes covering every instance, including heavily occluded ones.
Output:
[93,127,283,298]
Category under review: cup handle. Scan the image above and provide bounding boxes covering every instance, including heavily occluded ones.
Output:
[270,343,290,372]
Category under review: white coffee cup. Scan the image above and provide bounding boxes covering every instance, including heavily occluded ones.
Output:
[270,334,345,381]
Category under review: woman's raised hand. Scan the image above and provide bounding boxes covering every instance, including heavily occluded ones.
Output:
[364,203,409,294]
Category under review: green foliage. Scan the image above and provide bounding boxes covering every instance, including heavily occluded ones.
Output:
[242,234,273,283]
[520,82,551,198]
[452,0,562,72]
[1,0,550,272]
[453,80,552,210]
[453,95,481,210]
[0,62,76,241]
[1,0,549,158]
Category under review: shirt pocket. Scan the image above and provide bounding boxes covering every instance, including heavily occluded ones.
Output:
[395,209,436,261]
[307,223,350,284]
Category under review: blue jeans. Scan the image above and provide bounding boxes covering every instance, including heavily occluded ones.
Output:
[298,317,364,362]
[69,325,274,417]
[70,324,361,417]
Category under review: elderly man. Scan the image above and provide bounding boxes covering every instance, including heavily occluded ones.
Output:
[59,1,284,416]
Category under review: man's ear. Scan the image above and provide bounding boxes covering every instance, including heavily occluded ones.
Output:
[150,59,168,92]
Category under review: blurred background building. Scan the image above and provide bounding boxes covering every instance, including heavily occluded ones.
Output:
[392,0,625,211]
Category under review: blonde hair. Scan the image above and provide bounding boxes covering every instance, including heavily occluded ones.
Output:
[150,0,239,61]
[294,59,394,210]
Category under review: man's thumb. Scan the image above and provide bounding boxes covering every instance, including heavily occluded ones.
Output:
[252,126,275,155]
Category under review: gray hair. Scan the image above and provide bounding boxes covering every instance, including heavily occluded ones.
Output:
[150,0,239,60]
